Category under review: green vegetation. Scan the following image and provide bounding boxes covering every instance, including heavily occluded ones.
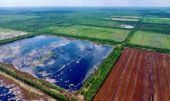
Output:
[0,8,140,33]
[0,8,170,101]
[41,26,129,42]
[40,25,130,42]
[0,28,14,32]
[109,16,140,22]
[111,16,141,19]
[0,15,39,22]
[123,16,144,43]
[129,30,170,49]
[143,16,170,24]
[80,46,123,101]
[139,16,170,34]
[38,79,65,92]
[77,19,120,28]
[0,33,36,45]
[126,43,170,54]
[0,64,75,101]
[139,23,170,34]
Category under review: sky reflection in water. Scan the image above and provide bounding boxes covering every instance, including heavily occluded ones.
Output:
[0,35,113,90]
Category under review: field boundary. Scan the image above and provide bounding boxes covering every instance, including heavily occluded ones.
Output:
[79,46,123,101]
[123,16,145,44]
[0,33,37,45]
[0,63,78,101]
[93,47,170,101]
[77,23,133,30]
[126,43,170,54]
[40,32,121,45]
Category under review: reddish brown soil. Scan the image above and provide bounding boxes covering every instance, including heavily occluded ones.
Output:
[94,47,170,101]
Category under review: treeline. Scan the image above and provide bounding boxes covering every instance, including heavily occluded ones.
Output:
[0,33,37,45]
[123,16,144,43]
[0,64,77,101]
[126,43,170,54]
[37,30,121,45]
[38,79,64,92]
[80,46,123,101]
[139,23,170,34]
[75,19,136,30]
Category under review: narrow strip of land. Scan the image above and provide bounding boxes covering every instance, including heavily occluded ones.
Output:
[0,71,56,101]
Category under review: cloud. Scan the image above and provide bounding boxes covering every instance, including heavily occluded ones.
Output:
[0,0,170,7]
[0,0,84,7]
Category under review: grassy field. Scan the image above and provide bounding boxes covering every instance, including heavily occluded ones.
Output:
[0,28,26,32]
[143,16,170,24]
[0,8,142,32]
[0,8,170,101]
[0,28,13,32]
[40,25,130,42]
[0,28,28,40]
[129,30,170,49]
[0,15,39,22]
[109,16,140,22]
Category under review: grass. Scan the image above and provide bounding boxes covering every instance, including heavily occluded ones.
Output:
[0,28,26,33]
[143,16,170,24]
[0,28,13,32]
[1,8,170,101]
[0,63,71,101]
[80,46,122,101]
[0,9,139,32]
[107,16,140,22]
[129,30,170,49]
[40,25,130,42]
[0,15,39,22]
[110,17,139,22]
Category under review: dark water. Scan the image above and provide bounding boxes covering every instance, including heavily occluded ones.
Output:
[0,35,113,90]
[0,85,17,101]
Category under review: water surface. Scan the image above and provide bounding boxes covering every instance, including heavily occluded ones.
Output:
[0,35,113,90]
[0,80,18,101]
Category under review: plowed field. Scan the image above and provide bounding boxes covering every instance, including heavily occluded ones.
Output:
[94,47,170,101]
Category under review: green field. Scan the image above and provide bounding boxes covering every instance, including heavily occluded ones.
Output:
[0,28,12,32]
[40,25,130,42]
[1,8,170,101]
[143,16,170,24]
[0,15,39,22]
[109,16,140,22]
[0,28,26,32]
[129,30,170,49]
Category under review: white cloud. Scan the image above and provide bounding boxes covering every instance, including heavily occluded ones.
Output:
[0,0,170,7]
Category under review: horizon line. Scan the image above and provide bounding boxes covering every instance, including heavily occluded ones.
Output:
[0,6,170,8]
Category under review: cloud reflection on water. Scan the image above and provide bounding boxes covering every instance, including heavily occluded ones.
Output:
[0,35,113,90]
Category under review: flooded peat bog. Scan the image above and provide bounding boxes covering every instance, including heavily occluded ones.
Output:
[0,78,24,101]
[0,84,17,101]
[0,35,113,90]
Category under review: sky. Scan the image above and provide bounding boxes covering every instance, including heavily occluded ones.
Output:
[0,0,170,7]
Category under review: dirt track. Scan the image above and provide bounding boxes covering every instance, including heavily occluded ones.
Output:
[94,47,170,101]
[0,71,56,101]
